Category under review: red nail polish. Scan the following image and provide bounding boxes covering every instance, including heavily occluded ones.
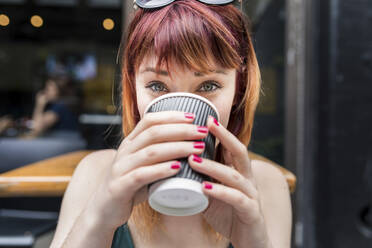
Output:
[192,154,203,163]
[197,126,208,133]
[213,117,220,126]
[171,162,181,169]
[185,113,195,119]
[204,183,213,190]
[193,141,205,149]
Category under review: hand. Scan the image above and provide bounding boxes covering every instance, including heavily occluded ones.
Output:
[0,116,13,134]
[188,116,272,248]
[84,111,210,229]
[36,90,49,106]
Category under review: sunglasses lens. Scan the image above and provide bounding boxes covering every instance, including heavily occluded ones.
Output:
[197,0,234,5]
[136,0,175,8]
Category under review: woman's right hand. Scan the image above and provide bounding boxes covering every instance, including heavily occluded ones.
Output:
[84,111,209,229]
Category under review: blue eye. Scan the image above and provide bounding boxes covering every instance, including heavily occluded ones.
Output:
[199,81,222,92]
[145,81,168,93]
[145,81,222,94]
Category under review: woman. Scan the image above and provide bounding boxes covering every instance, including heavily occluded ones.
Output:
[28,76,79,137]
[51,1,292,247]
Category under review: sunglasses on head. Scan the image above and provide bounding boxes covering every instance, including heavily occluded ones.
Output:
[135,0,241,10]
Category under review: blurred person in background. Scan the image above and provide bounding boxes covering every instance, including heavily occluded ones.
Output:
[25,75,80,138]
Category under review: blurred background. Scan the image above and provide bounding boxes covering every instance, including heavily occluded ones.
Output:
[0,0,371,247]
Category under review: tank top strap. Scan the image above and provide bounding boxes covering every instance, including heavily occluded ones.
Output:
[111,222,234,248]
[111,222,135,248]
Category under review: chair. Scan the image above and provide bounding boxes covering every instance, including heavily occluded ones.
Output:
[0,134,87,173]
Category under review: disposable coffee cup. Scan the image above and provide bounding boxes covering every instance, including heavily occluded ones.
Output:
[144,92,220,216]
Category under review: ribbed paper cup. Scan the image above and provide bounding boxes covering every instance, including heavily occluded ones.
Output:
[144,92,219,216]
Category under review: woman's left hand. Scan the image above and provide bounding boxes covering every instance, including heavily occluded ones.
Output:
[187,116,273,248]
[36,90,49,107]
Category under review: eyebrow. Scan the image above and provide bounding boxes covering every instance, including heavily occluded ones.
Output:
[140,67,227,77]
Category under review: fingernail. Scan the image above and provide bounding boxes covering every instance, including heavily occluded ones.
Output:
[193,141,205,149]
[192,154,203,163]
[197,126,208,133]
[185,112,195,119]
[204,182,213,190]
[171,162,181,170]
[213,117,220,126]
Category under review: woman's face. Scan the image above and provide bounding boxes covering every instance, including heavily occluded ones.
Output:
[45,80,59,100]
[135,55,237,147]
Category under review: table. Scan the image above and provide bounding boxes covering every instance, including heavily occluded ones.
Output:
[0,150,296,197]
[0,150,93,197]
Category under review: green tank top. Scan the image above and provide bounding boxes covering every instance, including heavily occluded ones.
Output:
[111,223,234,248]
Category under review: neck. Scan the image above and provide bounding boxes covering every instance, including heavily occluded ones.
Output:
[133,213,226,248]
[157,214,209,244]
[128,209,230,248]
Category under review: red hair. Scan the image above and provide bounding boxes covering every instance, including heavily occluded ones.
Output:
[118,0,261,243]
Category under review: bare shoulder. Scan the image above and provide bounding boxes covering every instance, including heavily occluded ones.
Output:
[75,149,117,174]
[65,149,117,201]
[251,159,290,192]
[50,149,117,248]
[250,160,292,248]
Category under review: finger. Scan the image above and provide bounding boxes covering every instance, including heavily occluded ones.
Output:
[123,123,208,155]
[222,146,234,166]
[188,155,258,200]
[206,116,252,178]
[120,111,195,149]
[117,160,182,196]
[201,182,257,218]
[113,141,205,175]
